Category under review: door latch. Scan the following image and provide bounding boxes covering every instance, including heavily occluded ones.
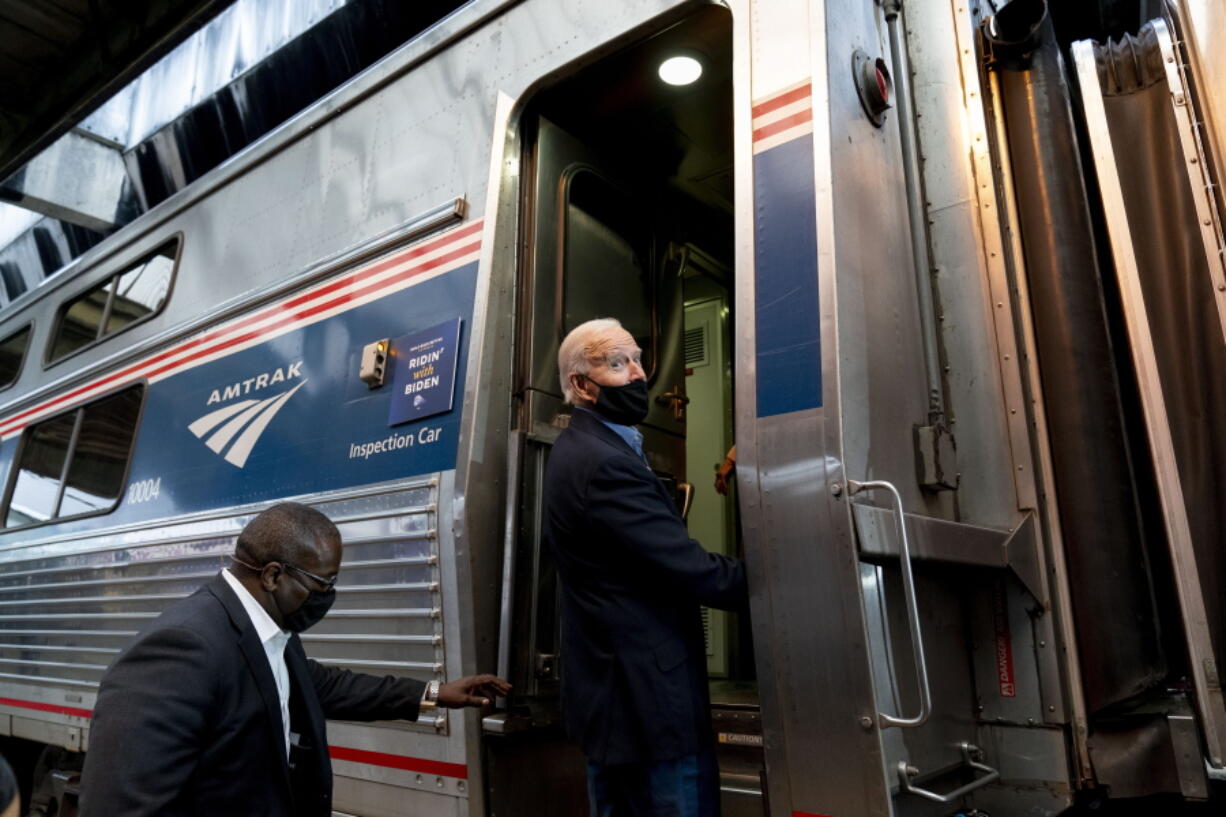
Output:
[655,385,690,421]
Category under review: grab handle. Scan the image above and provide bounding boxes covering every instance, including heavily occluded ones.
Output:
[898,742,1000,803]
[848,479,932,728]
[678,482,695,520]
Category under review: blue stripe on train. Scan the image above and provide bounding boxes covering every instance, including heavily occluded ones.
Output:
[753,136,821,417]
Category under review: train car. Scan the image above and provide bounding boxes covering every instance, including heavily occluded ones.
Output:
[0,0,1222,815]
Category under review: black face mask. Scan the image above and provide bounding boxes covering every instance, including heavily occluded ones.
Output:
[585,376,649,426]
[279,586,335,633]
[234,556,337,633]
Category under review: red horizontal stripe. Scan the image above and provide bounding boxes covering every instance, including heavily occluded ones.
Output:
[0,221,483,435]
[752,83,812,119]
[141,241,480,383]
[0,696,92,719]
[0,698,465,779]
[752,109,814,143]
[258,220,485,328]
[793,812,837,817]
[329,745,467,779]
[0,227,482,437]
[0,699,465,780]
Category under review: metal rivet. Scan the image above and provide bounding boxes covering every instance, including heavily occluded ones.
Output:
[1039,640,1047,647]
[859,715,874,729]
[1191,157,1199,164]
[830,482,843,496]
[1049,705,1056,712]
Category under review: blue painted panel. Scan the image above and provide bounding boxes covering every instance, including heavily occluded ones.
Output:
[0,263,477,540]
[753,137,822,416]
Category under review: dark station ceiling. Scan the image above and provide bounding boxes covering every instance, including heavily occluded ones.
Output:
[0,0,237,185]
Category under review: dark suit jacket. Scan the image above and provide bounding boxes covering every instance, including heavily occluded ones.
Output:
[80,573,426,817]
[543,408,747,765]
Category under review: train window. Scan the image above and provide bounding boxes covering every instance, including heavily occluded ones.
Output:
[52,280,113,361]
[5,413,76,527]
[108,251,175,333]
[563,170,656,378]
[47,239,179,365]
[0,326,32,389]
[3,384,144,528]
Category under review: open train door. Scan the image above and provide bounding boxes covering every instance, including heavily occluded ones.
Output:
[485,6,753,814]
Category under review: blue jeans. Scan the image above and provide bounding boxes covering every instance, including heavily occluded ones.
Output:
[586,752,719,817]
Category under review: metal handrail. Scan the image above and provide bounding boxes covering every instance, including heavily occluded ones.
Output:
[848,479,932,728]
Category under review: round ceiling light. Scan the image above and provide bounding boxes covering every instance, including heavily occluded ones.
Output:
[658,55,703,86]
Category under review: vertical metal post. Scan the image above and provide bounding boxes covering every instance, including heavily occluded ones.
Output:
[883,0,946,426]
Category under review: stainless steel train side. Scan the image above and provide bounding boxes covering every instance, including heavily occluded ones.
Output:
[0,1,1221,816]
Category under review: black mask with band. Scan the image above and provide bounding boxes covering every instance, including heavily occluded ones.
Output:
[279,583,335,633]
[582,375,649,426]
[233,557,336,633]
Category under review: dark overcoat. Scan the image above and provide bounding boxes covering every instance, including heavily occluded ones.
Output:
[80,573,425,817]
[543,408,747,765]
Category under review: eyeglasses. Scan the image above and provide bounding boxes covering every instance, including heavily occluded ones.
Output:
[233,555,337,591]
[283,562,338,592]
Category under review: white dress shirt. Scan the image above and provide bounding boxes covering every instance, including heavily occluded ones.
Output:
[222,568,292,759]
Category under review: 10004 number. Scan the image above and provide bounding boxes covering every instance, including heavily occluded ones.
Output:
[127,478,162,504]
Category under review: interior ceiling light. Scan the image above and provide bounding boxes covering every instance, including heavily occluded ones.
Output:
[658,54,703,86]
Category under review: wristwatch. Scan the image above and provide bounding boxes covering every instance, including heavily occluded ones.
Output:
[420,679,441,709]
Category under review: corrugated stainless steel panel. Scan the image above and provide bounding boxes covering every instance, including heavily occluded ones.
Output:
[0,480,445,735]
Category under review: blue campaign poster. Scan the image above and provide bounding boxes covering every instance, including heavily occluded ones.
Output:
[387,317,463,426]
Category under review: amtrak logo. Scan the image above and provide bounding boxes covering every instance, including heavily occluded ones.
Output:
[188,377,307,469]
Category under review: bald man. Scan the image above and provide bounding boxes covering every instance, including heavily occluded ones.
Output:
[81,502,508,817]
[544,318,747,817]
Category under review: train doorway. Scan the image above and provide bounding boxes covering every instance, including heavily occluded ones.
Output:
[489,5,760,815]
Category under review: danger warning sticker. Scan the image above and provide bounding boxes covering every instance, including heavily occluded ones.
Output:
[993,580,1017,698]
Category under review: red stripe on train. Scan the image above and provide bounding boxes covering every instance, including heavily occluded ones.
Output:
[751,83,812,119]
[0,223,482,436]
[0,697,465,778]
[329,745,467,779]
[0,696,92,719]
[141,241,481,382]
[752,109,814,143]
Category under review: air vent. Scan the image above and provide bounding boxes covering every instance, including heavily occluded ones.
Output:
[684,324,708,368]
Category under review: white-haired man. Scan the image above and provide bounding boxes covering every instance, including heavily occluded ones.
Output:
[543,318,747,817]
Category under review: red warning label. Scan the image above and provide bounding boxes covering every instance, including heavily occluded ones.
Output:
[993,580,1016,698]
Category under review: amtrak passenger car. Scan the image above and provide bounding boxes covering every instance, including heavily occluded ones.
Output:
[1,0,1224,816]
